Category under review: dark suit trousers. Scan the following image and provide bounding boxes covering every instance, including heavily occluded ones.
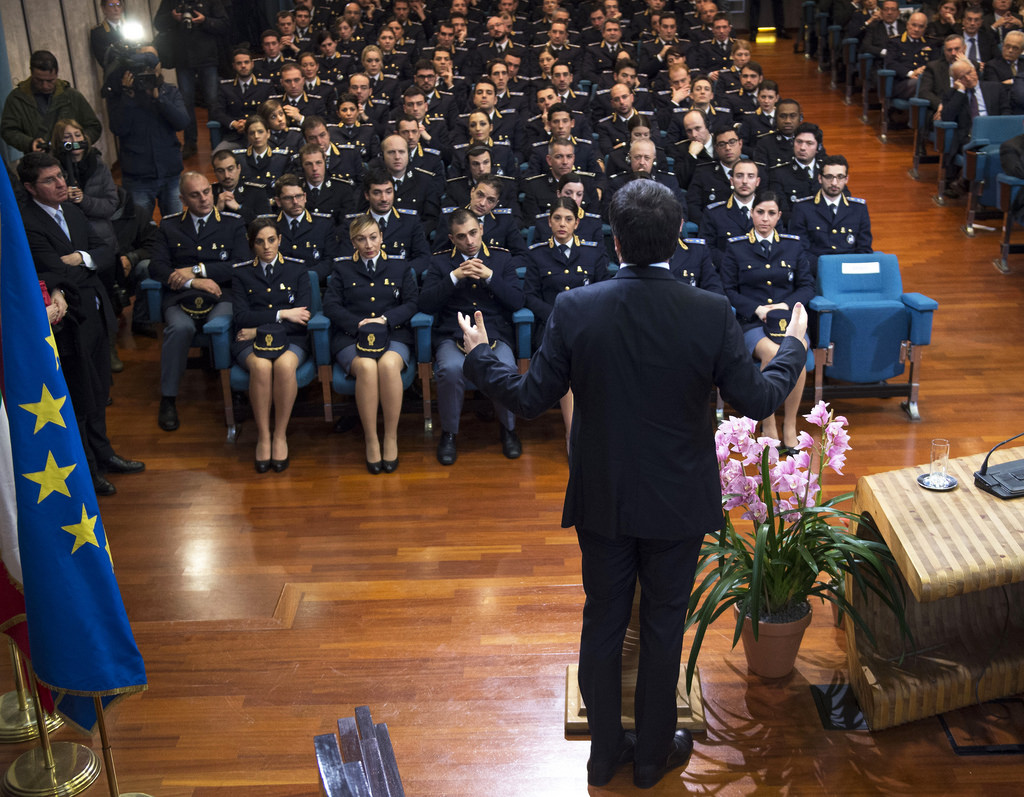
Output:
[576,529,702,768]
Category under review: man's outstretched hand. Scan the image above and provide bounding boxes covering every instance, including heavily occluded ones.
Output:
[458,310,489,353]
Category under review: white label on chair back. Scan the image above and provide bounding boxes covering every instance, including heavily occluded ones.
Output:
[841,261,880,274]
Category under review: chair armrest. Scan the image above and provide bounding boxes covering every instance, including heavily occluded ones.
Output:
[876,68,895,97]
[410,311,433,364]
[203,313,232,370]
[140,277,163,321]
[307,312,331,366]
[902,292,938,346]
[513,308,534,360]
[997,172,1024,211]
[908,97,930,130]
[934,120,958,154]
[809,296,836,348]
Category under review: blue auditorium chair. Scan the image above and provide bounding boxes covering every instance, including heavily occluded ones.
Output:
[962,115,1024,236]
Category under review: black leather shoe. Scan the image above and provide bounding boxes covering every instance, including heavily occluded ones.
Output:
[158,396,179,431]
[103,454,145,474]
[381,458,399,473]
[437,431,457,465]
[633,730,694,789]
[500,427,522,459]
[271,457,289,473]
[366,459,383,475]
[588,733,636,787]
[92,476,117,497]
[255,459,271,473]
[110,349,124,373]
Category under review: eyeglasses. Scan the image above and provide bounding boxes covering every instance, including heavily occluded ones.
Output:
[279,193,305,202]
[36,173,67,186]
[820,173,848,181]
[714,139,741,148]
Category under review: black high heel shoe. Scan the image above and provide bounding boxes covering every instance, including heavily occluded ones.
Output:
[255,459,271,473]
[271,457,289,473]
[366,459,383,475]
[381,458,399,473]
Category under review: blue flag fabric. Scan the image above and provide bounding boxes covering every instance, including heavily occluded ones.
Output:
[0,168,146,734]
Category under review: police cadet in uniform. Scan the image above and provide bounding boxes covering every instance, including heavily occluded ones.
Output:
[443,145,521,217]
[149,172,249,432]
[788,155,872,269]
[668,233,725,295]
[435,175,529,261]
[234,114,292,184]
[230,218,311,473]
[419,208,524,466]
[532,175,605,244]
[212,48,274,151]
[753,98,804,169]
[335,93,380,160]
[721,189,814,452]
[296,142,356,223]
[273,174,340,282]
[301,116,366,187]
[340,167,432,275]
[379,133,443,236]
[323,214,420,475]
[521,139,603,221]
[394,115,447,180]
[767,123,826,214]
[212,149,272,224]
[686,127,753,225]
[699,159,759,265]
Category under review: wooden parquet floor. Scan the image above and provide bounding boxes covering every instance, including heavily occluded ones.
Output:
[4,38,1024,797]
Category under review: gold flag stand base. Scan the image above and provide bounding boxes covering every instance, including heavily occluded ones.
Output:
[1,741,99,797]
[0,692,62,744]
[564,580,707,734]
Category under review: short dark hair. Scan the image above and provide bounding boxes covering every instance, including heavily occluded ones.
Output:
[314,30,336,47]
[794,121,823,145]
[301,115,328,135]
[820,154,849,173]
[402,85,426,101]
[742,60,763,76]
[613,58,638,75]
[30,50,59,73]
[362,166,393,192]
[212,149,240,167]
[713,11,730,23]
[247,217,278,248]
[414,58,435,73]
[232,47,253,60]
[556,173,584,192]
[548,102,571,118]
[608,180,682,266]
[261,29,281,41]
[777,98,802,113]
[759,79,779,94]
[550,197,579,218]
[474,173,502,193]
[274,173,303,197]
[298,142,324,161]
[448,207,477,229]
[465,144,491,161]
[337,92,358,106]
[18,151,61,185]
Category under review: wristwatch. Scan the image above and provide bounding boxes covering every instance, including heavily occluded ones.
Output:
[192,264,203,276]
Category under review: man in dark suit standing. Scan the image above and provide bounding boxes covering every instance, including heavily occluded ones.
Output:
[19,152,145,496]
[459,180,808,789]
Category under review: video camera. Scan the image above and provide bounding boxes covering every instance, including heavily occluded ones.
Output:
[175,0,203,29]
[101,44,161,97]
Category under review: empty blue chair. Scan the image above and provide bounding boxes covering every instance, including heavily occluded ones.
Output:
[810,252,938,419]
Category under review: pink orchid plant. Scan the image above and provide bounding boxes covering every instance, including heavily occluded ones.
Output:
[684,401,910,691]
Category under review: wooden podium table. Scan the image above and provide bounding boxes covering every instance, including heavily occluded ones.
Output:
[846,446,1024,730]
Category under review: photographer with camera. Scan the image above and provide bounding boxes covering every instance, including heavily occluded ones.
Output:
[153,0,229,160]
[1,50,102,156]
[105,46,189,222]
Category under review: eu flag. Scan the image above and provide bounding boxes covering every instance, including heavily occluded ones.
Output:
[0,164,146,734]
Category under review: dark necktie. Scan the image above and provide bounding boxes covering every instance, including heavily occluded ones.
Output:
[887,23,896,37]
[290,218,299,233]
[741,205,750,223]
[831,203,838,217]
[196,217,206,236]
[241,81,249,97]
[307,83,316,93]
[378,215,388,231]
[970,89,980,119]
[760,240,771,258]
[309,186,320,204]
[559,243,570,261]
[968,38,978,62]
[365,259,375,274]
[263,262,272,279]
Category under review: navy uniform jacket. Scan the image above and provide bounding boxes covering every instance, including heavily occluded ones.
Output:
[304,178,357,222]
[149,208,249,311]
[212,180,272,224]
[211,79,274,142]
[521,169,603,220]
[272,91,329,121]
[253,56,286,83]
[435,206,529,259]
[419,242,523,348]
[320,142,366,184]
[739,109,775,149]
[453,108,521,152]
[390,168,443,233]
[276,210,340,281]
[698,195,755,262]
[338,207,432,273]
[884,34,932,78]
[720,230,815,329]
[450,139,518,177]
[318,52,354,84]
[596,110,661,159]
[526,136,602,176]
[524,236,611,327]
[724,88,759,117]
[233,146,292,184]
[788,193,873,261]
[664,103,734,139]
[687,161,743,224]
[754,133,828,171]
[229,254,312,359]
[768,159,825,214]
[668,238,725,296]
[533,208,604,244]
[302,77,338,116]
[692,37,736,72]
[580,41,638,83]
[323,253,420,353]
[333,123,380,159]
[269,126,305,153]
[407,142,447,178]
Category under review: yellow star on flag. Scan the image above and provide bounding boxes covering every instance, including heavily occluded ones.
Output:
[22,452,75,503]
[19,385,66,434]
[44,329,60,370]
[62,505,100,554]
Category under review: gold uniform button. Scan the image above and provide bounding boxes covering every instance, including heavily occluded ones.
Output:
[766,280,772,285]
[370,296,376,301]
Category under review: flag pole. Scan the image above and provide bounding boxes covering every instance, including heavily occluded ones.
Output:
[0,639,62,743]
[93,696,152,797]
[1,662,99,797]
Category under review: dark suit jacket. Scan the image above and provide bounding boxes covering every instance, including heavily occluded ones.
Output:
[860,18,905,59]
[940,81,1012,155]
[463,265,806,540]
[918,58,955,111]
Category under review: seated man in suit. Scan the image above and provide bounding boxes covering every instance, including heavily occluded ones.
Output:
[273,174,340,282]
[668,108,715,190]
[983,30,1024,83]
[607,139,683,202]
[788,154,873,266]
[148,172,249,432]
[436,174,529,260]
[885,12,932,99]
[211,48,274,151]
[698,158,759,264]
[687,127,748,224]
[521,138,603,220]
[419,209,524,465]
[940,59,1012,196]
[767,122,826,213]
[918,35,967,115]
[960,5,999,66]
[18,152,145,496]
[211,149,271,224]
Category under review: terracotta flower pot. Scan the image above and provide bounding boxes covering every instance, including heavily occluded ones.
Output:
[736,605,813,679]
